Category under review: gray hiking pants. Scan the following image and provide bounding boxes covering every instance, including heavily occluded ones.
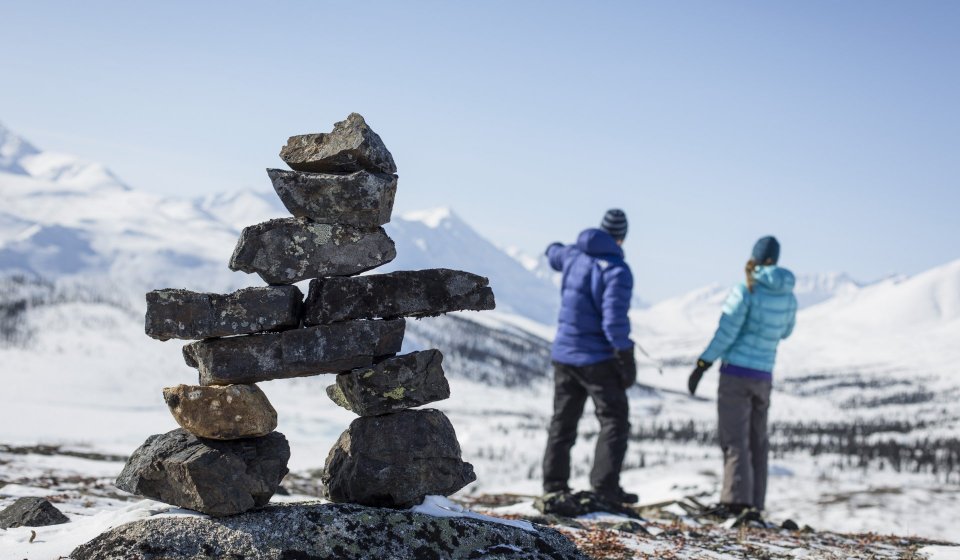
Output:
[717,373,771,510]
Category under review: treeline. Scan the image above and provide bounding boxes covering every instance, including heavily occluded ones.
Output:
[621,419,960,483]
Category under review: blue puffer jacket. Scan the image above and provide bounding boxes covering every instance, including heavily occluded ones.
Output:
[547,228,634,366]
[700,265,798,374]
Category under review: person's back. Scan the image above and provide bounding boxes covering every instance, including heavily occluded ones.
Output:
[549,228,633,366]
[701,265,797,374]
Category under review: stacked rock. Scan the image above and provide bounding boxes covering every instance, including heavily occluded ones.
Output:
[117,113,495,517]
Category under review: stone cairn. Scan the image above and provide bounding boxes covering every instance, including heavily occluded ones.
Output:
[116,113,495,516]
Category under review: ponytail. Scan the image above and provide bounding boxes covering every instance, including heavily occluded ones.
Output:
[745,259,757,293]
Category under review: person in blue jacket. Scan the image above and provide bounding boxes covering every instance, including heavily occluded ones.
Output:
[688,236,797,515]
[541,209,638,504]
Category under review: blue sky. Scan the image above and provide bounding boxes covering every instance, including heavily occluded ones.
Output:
[2,1,958,301]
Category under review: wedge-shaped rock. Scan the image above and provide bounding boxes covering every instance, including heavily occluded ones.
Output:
[115,429,289,517]
[327,350,449,416]
[322,409,475,508]
[183,319,406,385]
[280,112,397,175]
[268,168,397,227]
[229,218,396,284]
[145,286,303,341]
[163,384,278,439]
[0,497,69,529]
[304,269,495,324]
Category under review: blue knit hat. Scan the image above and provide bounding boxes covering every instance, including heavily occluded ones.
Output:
[752,236,780,264]
[601,209,628,241]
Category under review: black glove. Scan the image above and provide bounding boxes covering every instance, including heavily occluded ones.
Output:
[615,348,637,389]
[688,359,713,395]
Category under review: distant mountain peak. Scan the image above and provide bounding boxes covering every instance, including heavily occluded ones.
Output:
[400,206,460,229]
[0,121,41,175]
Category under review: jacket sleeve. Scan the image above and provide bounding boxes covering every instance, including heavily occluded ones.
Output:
[700,284,750,363]
[546,242,565,272]
[781,293,798,339]
[600,263,634,351]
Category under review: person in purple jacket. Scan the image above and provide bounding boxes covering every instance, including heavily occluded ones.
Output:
[541,209,638,504]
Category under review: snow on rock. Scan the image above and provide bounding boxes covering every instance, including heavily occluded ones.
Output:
[411,495,536,532]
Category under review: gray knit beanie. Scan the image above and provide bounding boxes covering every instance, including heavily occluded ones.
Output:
[601,209,628,241]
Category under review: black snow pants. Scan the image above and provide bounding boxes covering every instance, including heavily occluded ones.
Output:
[542,359,630,493]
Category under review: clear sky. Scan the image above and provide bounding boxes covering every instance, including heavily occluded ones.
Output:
[2,1,958,301]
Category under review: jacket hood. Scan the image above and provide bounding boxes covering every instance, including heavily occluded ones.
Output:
[752,265,795,294]
[577,228,623,259]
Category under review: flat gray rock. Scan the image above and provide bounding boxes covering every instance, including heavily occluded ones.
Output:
[71,502,588,560]
[0,497,69,529]
[229,218,396,284]
[115,429,289,517]
[327,350,450,416]
[279,112,397,175]
[267,168,397,227]
[163,384,278,440]
[322,409,475,508]
[304,268,495,324]
[145,286,302,341]
[183,319,406,385]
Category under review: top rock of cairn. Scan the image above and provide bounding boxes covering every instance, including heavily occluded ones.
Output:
[280,113,397,175]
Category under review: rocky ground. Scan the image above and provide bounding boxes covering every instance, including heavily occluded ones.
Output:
[1,445,956,560]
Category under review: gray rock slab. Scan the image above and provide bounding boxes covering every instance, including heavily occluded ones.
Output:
[163,384,278,440]
[183,319,406,386]
[0,497,69,529]
[71,502,588,560]
[229,218,396,284]
[145,286,303,341]
[267,168,397,227]
[279,112,397,175]
[115,429,289,517]
[327,350,450,416]
[322,409,475,508]
[303,268,495,324]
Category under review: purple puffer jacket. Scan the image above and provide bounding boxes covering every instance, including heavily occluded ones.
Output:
[547,228,634,366]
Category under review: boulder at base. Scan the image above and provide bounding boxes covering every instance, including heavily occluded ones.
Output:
[71,502,588,560]
[326,350,450,416]
[115,429,289,517]
[163,384,277,439]
[279,112,397,175]
[228,218,396,284]
[323,409,475,507]
[0,497,69,529]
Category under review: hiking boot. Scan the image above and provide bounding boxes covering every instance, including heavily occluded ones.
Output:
[543,483,572,494]
[595,486,639,504]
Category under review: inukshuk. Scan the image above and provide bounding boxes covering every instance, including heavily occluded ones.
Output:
[117,113,495,516]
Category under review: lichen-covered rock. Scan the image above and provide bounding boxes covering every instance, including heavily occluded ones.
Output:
[323,409,475,508]
[145,286,302,341]
[228,218,396,284]
[71,502,588,560]
[267,168,397,227]
[279,113,397,175]
[115,429,289,517]
[0,497,69,529]
[304,268,495,324]
[183,319,405,385]
[163,384,277,439]
[327,350,449,416]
